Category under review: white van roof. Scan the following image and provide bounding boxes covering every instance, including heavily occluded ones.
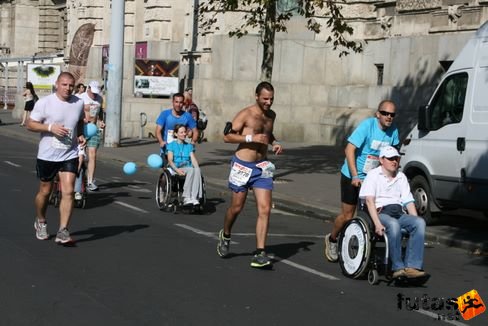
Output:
[448,20,488,72]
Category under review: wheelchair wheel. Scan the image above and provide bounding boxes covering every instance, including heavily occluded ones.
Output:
[338,216,372,279]
[155,169,171,210]
[368,269,380,285]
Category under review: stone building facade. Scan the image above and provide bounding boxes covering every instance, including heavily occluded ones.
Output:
[1,0,488,144]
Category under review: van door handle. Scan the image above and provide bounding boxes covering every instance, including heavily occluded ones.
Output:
[457,137,465,152]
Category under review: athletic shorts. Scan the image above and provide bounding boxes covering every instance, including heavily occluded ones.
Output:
[340,173,360,205]
[87,130,102,148]
[228,155,273,193]
[36,158,79,182]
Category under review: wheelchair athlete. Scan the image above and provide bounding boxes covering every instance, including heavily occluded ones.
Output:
[358,146,428,280]
[166,124,203,206]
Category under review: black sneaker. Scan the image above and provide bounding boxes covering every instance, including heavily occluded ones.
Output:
[217,229,230,257]
[250,251,272,268]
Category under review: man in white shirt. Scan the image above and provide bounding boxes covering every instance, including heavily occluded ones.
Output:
[27,72,86,244]
[359,146,428,279]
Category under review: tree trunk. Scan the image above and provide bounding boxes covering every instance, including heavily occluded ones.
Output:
[260,1,276,82]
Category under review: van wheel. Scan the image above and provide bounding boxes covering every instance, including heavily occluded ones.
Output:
[410,175,438,225]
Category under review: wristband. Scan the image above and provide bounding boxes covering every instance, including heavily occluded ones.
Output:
[48,124,52,132]
[352,176,360,180]
[245,135,252,143]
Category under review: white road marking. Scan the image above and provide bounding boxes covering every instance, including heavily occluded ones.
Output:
[4,160,21,167]
[233,232,325,239]
[114,200,149,213]
[175,224,239,244]
[174,224,338,280]
[273,257,339,280]
[271,208,298,216]
[415,309,468,326]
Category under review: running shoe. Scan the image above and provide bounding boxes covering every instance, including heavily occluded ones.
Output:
[250,251,272,268]
[74,192,83,200]
[87,181,98,191]
[217,229,230,257]
[55,228,73,244]
[324,233,338,262]
[34,218,48,240]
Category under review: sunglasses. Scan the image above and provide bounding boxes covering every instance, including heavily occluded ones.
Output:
[379,110,396,118]
[384,156,400,161]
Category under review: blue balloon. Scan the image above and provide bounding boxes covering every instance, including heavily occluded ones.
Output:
[84,123,97,138]
[123,162,137,175]
[147,154,163,169]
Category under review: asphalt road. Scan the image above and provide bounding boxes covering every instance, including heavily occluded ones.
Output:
[1,136,487,326]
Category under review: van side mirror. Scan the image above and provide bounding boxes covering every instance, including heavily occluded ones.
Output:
[418,105,430,131]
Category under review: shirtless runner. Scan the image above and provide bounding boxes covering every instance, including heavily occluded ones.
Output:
[216,81,283,268]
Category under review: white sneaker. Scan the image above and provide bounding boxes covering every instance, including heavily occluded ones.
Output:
[324,233,338,262]
[191,199,200,205]
[183,197,193,205]
[87,181,98,191]
[74,192,83,200]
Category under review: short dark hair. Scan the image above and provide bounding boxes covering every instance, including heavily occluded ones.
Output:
[173,123,187,134]
[173,92,184,100]
[255,81,274,95]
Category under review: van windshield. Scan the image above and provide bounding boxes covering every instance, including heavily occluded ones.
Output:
[429,73,468,130]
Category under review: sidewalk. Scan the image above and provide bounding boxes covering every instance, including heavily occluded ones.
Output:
[1,109,487,253]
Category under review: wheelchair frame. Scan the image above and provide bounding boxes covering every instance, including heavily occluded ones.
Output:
[48,164,88,209]
[338,205,400,285]
[155,167,206,213]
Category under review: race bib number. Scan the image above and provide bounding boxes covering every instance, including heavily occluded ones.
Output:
[362,155,379,173]
[256,161,275,178]
[229,162,252,186]
[52,128,73,149]
[167,130,174,144]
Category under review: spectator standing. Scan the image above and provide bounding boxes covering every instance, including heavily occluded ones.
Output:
[74,83,86,97]
[21,82,38,126]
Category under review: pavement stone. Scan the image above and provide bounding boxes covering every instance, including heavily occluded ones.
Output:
[1,109,487,253]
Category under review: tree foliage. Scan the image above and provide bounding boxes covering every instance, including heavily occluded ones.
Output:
[198,0,364,81]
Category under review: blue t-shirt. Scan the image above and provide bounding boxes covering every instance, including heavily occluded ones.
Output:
[156,109,197,143]
[167,141,194,168]
[340,117,399,180]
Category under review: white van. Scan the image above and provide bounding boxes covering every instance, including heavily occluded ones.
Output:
[400,21,488,224]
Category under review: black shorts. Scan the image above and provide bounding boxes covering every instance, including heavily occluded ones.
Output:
[24,100,35,111]
[340,173,360,205]
[36,158,79,182]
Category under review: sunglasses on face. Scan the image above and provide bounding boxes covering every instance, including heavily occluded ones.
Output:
[384,156,400,162]
[379,110,396,118]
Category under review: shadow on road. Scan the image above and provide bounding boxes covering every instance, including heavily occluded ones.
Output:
[267,241,315,260]
[71,224,149,243]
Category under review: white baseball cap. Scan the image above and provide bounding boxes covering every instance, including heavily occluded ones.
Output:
[379,146,400,158]
[88,80,101,94]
